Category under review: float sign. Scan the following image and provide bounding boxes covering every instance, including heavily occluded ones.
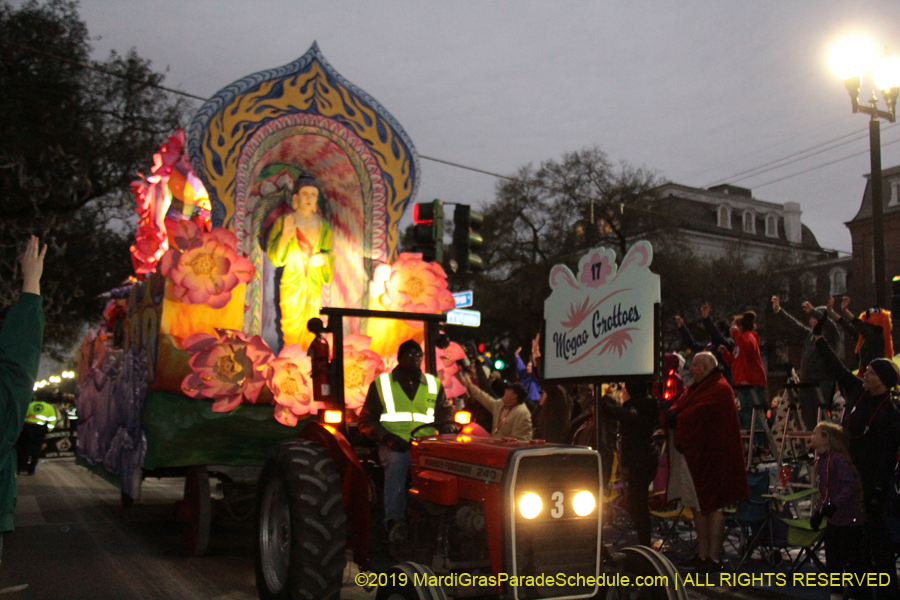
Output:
[452,291,473,308]
[543,241,660,380]
[447,309,481,327]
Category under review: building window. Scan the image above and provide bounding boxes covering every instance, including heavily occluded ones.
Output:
[801,272,817,297]
[718,205,731,229]
[890,180,899,207]
[765,214,778,238]
[779,278,790,302]
[743,210,756,234]
[829,268,847,296]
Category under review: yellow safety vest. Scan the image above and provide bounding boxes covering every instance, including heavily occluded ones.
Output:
[25,401,57,431]
[375,372,439,439]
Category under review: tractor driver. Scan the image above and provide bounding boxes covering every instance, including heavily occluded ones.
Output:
[358,339,452,543]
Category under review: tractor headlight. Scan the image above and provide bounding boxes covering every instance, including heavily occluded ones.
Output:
[518,493,542,519]
[572,491,596,516]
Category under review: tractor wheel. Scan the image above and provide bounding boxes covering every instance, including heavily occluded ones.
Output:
[604,546,689,600]
[255,439,347,600]
[374,562,448,600]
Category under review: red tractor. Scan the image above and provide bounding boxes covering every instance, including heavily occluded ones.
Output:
[255,307,684,600]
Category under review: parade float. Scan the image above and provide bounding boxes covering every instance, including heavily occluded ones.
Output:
[72,46,689,600]
[74,44,461,541]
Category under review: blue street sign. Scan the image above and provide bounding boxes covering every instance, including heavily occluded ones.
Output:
[446,309,481,327]
[452,290,473,308]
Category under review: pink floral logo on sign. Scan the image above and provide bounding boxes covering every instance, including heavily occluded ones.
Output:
[578,251,614,288]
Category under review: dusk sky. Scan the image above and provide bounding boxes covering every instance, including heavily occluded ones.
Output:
[69,1,900,253]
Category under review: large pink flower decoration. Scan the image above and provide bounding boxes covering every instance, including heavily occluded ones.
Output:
[180,329,273,412]
[343,335,383,411]
[437,342,467,399]
[159,220,255,308]
[376,353,398,377]
[131,223,167,275]
[376,253,455,315]
[267,344,314,427]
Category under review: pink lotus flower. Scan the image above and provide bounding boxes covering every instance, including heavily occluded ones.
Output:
[437,341,466,399]
[129,129,213,279]
[159,220,255,308]
[267,344,314,427]
[342,335,383,411]
[376,253,455,315]
[131,223,167,275]
[376,353,398,377]
[180,329,273,412]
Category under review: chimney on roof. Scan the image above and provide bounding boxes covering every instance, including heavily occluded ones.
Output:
[783,202,802,243]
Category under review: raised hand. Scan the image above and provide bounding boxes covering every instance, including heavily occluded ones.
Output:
[841,296,851,311]
[21,235,47,296]
[801,301,813,314]
[700,303,710,319]
[771,296,780,311]
[675,316,684,328]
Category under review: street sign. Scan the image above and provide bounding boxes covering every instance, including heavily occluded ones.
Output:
[446,309,481,327]
[452,290,474,308]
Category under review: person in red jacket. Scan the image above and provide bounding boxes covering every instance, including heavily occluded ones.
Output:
[667,352,749,573]
[719,311,767,449]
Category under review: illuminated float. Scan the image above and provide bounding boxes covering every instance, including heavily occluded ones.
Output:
[76,44,459,507]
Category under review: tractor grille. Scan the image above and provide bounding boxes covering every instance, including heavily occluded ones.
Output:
[509,451,601,600]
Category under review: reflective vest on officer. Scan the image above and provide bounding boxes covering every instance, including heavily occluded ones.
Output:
[25,401,57,431]
[375,372,440,439]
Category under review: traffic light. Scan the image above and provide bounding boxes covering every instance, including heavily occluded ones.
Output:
[412,199,444,263]
[453,204,483,272]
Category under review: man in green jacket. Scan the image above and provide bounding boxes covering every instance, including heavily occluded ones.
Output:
[0,236,46,562]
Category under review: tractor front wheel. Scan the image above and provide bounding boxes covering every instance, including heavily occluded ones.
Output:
[604,546,689,600]
[255,439,347,600]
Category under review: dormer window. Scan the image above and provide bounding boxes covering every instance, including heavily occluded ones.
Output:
[718,205,731,229]
[829,268,847,295]
[765,214,778,238]
[743,210,756,234]
[801,272,817,296]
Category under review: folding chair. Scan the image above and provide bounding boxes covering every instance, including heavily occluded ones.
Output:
[725,469,775,569]
[771,488,826,573]
[650,504,695,556]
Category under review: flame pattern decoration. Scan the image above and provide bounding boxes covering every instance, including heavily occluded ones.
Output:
[187,42,418,265]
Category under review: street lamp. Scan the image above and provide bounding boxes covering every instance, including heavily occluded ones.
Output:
[831,37,900,308]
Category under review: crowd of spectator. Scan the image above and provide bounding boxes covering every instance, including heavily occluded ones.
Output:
[447,294,900,583]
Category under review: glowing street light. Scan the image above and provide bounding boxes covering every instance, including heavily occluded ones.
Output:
[831,36,900,308]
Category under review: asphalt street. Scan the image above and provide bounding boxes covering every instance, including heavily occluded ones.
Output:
[0,458,821,600]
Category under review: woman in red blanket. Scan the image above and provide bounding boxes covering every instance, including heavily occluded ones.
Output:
[667,352,749,572]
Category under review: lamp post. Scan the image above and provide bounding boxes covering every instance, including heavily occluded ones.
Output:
[832,38,900,308]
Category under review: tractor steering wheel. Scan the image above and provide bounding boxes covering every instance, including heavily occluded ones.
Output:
[409,419,462,440]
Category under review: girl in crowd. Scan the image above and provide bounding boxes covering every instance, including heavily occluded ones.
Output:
[808,422,867,600]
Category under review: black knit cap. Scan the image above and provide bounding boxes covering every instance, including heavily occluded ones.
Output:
[398,340,423,357]
[869,358,899,390]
